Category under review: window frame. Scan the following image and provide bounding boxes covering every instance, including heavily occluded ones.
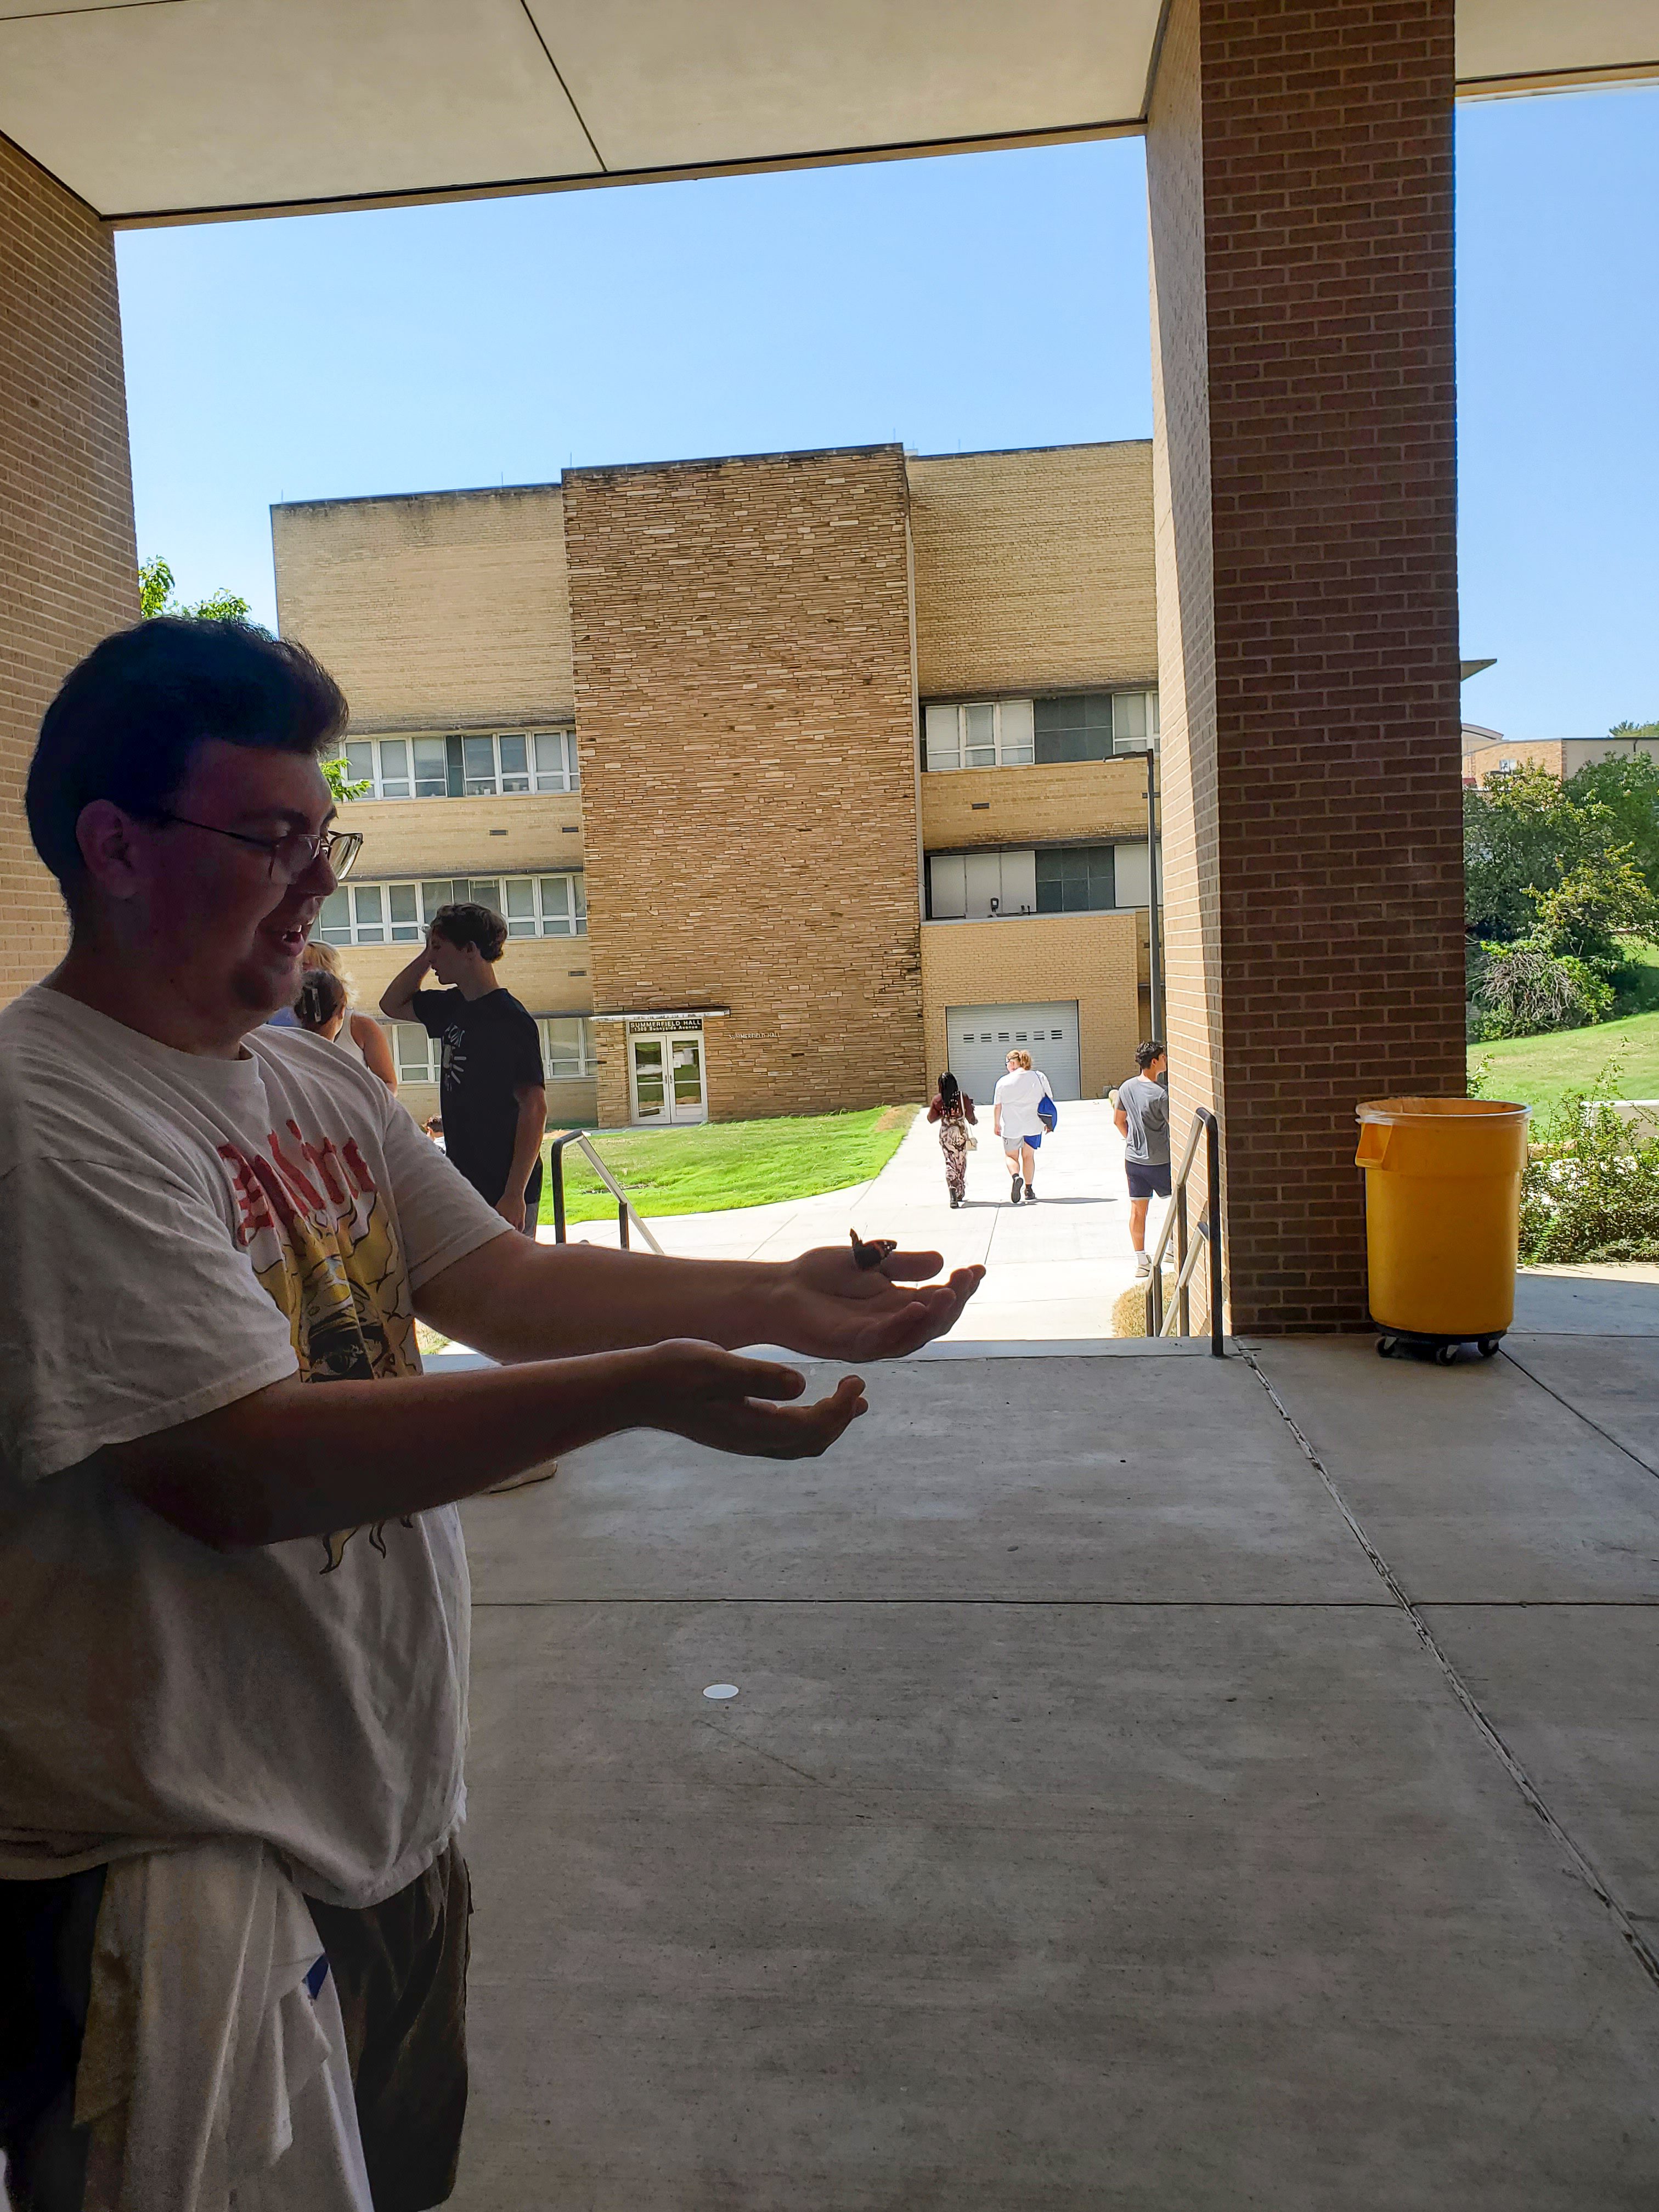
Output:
[315,873,587,947]
[922,699,1035,772]
[1031,691,1162,767]
[342,735,450,802]
[387,1014,596,1087]
[339,729,579,800]
[461,729,580,798]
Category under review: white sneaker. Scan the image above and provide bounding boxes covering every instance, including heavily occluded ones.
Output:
[1135,1252,1152,1278]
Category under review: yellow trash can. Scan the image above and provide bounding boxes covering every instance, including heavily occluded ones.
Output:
[1355,1097,1531,1359]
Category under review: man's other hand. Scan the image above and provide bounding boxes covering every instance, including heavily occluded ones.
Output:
[645,1341,867,1458]
[769,1243,984,1362]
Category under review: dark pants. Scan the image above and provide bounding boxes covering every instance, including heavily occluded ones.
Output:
[0,1844,471,2212]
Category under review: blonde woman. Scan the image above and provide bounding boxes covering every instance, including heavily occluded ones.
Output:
[272,939,398,1093]
[992,1047,1051,1205]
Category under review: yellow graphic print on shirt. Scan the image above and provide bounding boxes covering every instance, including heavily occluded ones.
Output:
[217,1119,416,1572]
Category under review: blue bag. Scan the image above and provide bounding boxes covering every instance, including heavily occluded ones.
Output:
[1037,1091,1058,1132]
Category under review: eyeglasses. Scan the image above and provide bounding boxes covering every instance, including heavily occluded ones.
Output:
[155,814,363,883]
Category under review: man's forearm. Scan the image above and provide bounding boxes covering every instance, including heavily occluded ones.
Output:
[101,1352,656,1549]
[380,949,431,1020]
[505,1088,547,1200]
[419,1234,774,1360]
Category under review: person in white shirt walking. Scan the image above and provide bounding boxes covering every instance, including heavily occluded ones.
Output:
[992,1048,1052,1205]
[1115,1040,1172,1276]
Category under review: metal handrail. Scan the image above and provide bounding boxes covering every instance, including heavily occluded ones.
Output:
[546,1131,665,1256]
[1144,1107,1224,1356]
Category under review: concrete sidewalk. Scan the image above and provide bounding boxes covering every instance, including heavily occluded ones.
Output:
[540,1099,1163,1345]
[452,1333,1659,2207]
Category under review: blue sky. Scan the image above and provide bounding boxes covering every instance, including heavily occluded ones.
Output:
[115,84,1657,742]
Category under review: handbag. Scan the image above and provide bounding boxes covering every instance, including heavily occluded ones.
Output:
[1037,1091,1059,1132]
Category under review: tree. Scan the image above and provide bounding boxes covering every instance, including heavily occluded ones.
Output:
[138,555,251,625]
[323,759,370,804]
[1566,745,1659,900]
[1463,762,1595,941]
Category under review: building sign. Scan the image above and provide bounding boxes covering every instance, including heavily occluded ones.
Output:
[627,1014,703,1035]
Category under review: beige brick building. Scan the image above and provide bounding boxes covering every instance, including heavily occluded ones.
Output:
[272,439,1160,1130]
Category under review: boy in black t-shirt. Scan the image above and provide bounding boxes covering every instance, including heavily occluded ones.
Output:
[382,903,546,1232]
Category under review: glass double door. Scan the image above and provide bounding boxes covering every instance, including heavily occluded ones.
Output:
[629,1031,707,1124]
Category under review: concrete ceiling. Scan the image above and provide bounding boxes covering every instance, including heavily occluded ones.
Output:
[0,0,1653,225]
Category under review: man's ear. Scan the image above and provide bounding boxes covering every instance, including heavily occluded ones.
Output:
[74,800,147,902]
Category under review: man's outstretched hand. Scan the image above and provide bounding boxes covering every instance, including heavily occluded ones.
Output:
[765,1243,984,1362]
[646,1340,867,1458]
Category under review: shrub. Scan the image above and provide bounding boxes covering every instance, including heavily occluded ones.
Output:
[1518,1053,1659,1264]
[1470,937,1613,1039]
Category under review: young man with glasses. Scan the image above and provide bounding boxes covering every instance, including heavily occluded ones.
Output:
[0,619,982,2207]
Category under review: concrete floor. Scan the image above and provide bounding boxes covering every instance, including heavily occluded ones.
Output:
[452,1316,1659,2208]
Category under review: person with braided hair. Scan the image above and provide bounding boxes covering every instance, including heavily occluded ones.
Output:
[926,1071,977,1208]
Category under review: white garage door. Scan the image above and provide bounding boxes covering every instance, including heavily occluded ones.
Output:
[944,1002,1082,1108]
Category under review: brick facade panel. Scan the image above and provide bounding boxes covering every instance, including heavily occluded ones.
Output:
[909,444,1158,701]
[565,448,926,1125]
[919,911,1143,1105]
[273,487,574,732]
[920,758,1152,854]
[0,132,138,1001]
[344,790,585,879]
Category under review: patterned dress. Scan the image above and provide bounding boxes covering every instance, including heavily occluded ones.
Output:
[927,1091,977,1202]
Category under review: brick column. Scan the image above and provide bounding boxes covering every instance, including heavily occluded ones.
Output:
[0,132,138,999]
[1146,0,1465,1333]
[565,448,924,1126]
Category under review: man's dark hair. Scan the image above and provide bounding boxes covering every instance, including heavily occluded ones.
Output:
[26,618,348,894]
[1135,1039,1167,1071]
[429,902,508,963]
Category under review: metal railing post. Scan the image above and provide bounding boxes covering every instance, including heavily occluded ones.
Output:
[1144,1106,1223,1352]
[549,1133,571,1244]
[618,1198,630,1250]
[1205,1109,1224,1358]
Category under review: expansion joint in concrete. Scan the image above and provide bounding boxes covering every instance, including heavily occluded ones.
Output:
[1240,1349,1659,1998]
[1500,1342,1659,1482]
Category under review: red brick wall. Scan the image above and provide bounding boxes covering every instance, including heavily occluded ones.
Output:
[0,132,138,998]
[564,449,925,1124]
[1147,0,1464,1333]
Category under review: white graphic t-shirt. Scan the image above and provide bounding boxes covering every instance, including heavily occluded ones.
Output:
[0,986,511,1907]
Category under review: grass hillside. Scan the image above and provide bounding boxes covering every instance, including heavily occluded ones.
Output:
[1471,1008,1659,1114]
[539,1104,919,1226]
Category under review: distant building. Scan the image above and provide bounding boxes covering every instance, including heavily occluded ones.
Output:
[1463,731,1659,788]
[273,440,1161,1130]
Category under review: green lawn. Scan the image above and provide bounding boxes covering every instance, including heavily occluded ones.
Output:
[538,1104,920,1226]
[1470,1007,1659,1114]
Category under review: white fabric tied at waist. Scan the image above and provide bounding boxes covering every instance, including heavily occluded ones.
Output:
[74,1839,373,2212]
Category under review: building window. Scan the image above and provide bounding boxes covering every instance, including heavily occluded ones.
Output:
[462,730,580,797]
[391,1015,595,1086]
[317,874,586,946]
[1032,691,1160,765]
[922,699,1035,771]
[1035,845,1116,913]
[343,736,449,801]
[390,1023,441,1085]
[928,840,1150,919]
[339,729,579,800]
[538,1016,595,1080]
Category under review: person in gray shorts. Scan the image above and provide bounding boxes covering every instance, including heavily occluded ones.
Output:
[1115,1040,1171,1278]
